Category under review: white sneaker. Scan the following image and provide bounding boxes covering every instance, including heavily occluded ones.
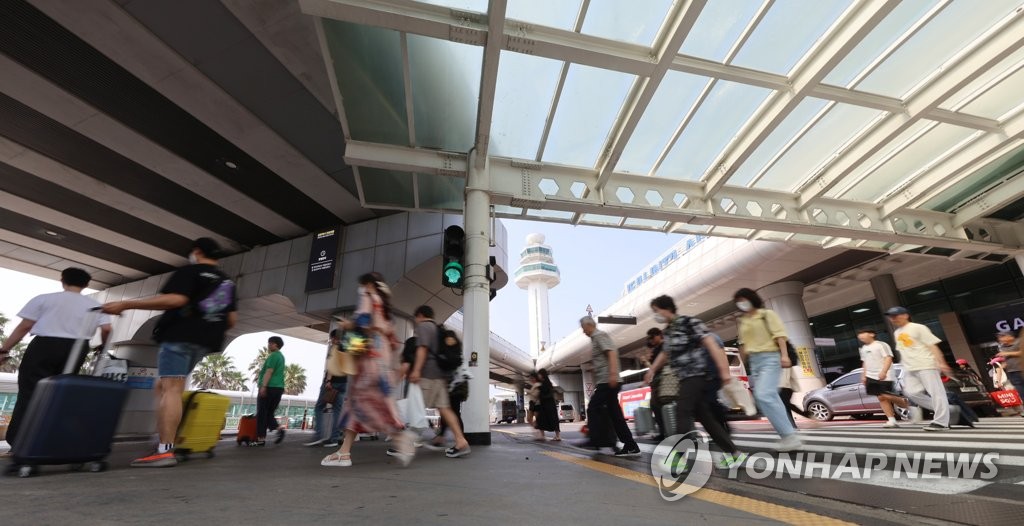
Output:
[775,434,802,452]
[909,407,924,424]
[882,421,900,428]
[303,438,326,447]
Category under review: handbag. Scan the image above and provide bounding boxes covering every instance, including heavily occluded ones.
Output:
[325,344,356,378]
[761,317,799,367]
[990,389,1022,408]
[655,366,680,403]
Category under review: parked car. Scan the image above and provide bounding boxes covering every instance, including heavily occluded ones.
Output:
[943,369,998,417]
[558,403,576,423]
[803,366,910,421]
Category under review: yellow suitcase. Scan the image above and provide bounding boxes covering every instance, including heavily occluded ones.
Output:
[175,391,230,460]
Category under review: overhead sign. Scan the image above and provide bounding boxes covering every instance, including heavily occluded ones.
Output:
[959,299,1024,344]
[623,235,707,295]
[306,228,340,292]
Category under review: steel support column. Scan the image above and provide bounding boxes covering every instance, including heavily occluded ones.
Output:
[461,149,493,445]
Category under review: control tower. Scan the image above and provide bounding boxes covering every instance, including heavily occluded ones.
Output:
[515,233,561,359]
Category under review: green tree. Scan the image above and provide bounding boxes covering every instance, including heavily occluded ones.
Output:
[0,312,27,373]
[248,346,271,383]
[225,370,250,392]
[192,354,241,390]
[284,363,307,396]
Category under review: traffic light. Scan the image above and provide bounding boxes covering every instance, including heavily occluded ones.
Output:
[442,225,465,288]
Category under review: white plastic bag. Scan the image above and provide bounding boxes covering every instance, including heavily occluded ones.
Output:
[720,379,756,417]
[397,382,429,431]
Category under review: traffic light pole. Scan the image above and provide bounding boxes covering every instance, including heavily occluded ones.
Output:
[461,149,492,446]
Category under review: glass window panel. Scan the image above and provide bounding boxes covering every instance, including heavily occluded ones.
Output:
[542,64,636,167]
[580,213,623,225]
[679,0,762,62]
[824,0,942,87]
[756,102,886,191]
[615,71,710,174]
[490,52,563,159]
[731,0,851,75]
[623,218,668,230]
[417,173,466,210]
[525,209,574,220]
[939,46,1024,111]
[855,0,1021,98]
[359,168,415,208]
[838,122,978,202]
[923,141,1024,212]
[730,97,831,187]
[581,0,673,46]
[957,67,1024,120]
[322,21,408,145]
[657,81,773,180]
[407,35,482,151]
[416,0,487,11]
[507,0,582,30]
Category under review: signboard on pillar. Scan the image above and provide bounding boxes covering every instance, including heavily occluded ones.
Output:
[306,228,340,292]
[796,347,815,377]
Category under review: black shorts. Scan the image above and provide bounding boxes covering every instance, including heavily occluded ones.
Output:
[865,378,894,396]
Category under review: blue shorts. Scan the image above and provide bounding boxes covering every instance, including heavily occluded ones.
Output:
[158,342,210,377]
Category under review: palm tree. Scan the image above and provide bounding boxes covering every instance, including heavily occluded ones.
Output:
[0,312,28,373]
[248,346,271,383]
[284,363,307,396]
[225,370,249,392]
[192,354,239,390]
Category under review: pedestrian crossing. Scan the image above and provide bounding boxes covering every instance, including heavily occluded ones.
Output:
[635,417,1024,496]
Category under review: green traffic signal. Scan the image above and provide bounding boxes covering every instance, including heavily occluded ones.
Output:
[443,261,464,286]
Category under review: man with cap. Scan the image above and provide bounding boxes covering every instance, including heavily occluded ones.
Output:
[886,306,953,431]
[103,238,237,467]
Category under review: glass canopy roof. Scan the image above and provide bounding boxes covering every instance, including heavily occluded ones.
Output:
[304,0,1024,255]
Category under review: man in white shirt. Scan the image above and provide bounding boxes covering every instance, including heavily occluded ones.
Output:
[0,268,111,448]
[858,329,908,428]
[886,307,953,431]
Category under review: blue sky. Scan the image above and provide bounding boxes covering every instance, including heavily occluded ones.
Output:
[490,219,682,352]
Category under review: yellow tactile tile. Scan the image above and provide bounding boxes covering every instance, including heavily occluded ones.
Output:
[543,451,856,526]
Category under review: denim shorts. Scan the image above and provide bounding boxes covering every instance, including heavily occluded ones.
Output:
[158,342,210,377]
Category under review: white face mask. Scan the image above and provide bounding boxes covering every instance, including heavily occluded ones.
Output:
[736,301,753,312]
[188,252,199,265]
[653,314,668,324]
[357,285,367,296]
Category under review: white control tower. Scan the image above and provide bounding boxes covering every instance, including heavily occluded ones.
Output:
[515,233,561,359]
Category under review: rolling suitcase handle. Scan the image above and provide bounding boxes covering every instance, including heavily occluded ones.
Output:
[62,307,115,376]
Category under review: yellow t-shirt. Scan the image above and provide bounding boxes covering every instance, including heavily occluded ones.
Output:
[738,309,788,354]
[894,322,942,371]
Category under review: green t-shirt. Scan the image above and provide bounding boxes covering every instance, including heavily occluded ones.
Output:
[259,351,286,388]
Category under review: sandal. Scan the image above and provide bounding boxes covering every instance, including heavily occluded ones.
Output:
[321,452,352,467]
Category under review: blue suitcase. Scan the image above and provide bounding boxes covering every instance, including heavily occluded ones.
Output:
[5,309,129,477]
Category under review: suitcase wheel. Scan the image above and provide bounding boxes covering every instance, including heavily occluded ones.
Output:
[88,461,107,473]
[176,453,189,462]
[206,450,216,459]
[18,465,37,478]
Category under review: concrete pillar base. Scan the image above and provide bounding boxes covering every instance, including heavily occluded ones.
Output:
[465,432,492,446]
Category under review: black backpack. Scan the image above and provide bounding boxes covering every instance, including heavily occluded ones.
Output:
[433,323,463,372]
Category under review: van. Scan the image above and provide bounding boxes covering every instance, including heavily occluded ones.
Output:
[558,403,576,423]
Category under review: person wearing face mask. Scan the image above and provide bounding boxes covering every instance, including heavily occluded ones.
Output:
[102,238,238,467]
[733,288,802,452]
[645,295,746,470]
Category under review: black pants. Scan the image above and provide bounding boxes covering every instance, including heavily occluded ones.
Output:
[702,376,731,432]
[438,393,466,436]
[779,388,806,427]
[586,383,638,449]
[677,376,737,454]
[7,337,83,447]
[256,387,285,437]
